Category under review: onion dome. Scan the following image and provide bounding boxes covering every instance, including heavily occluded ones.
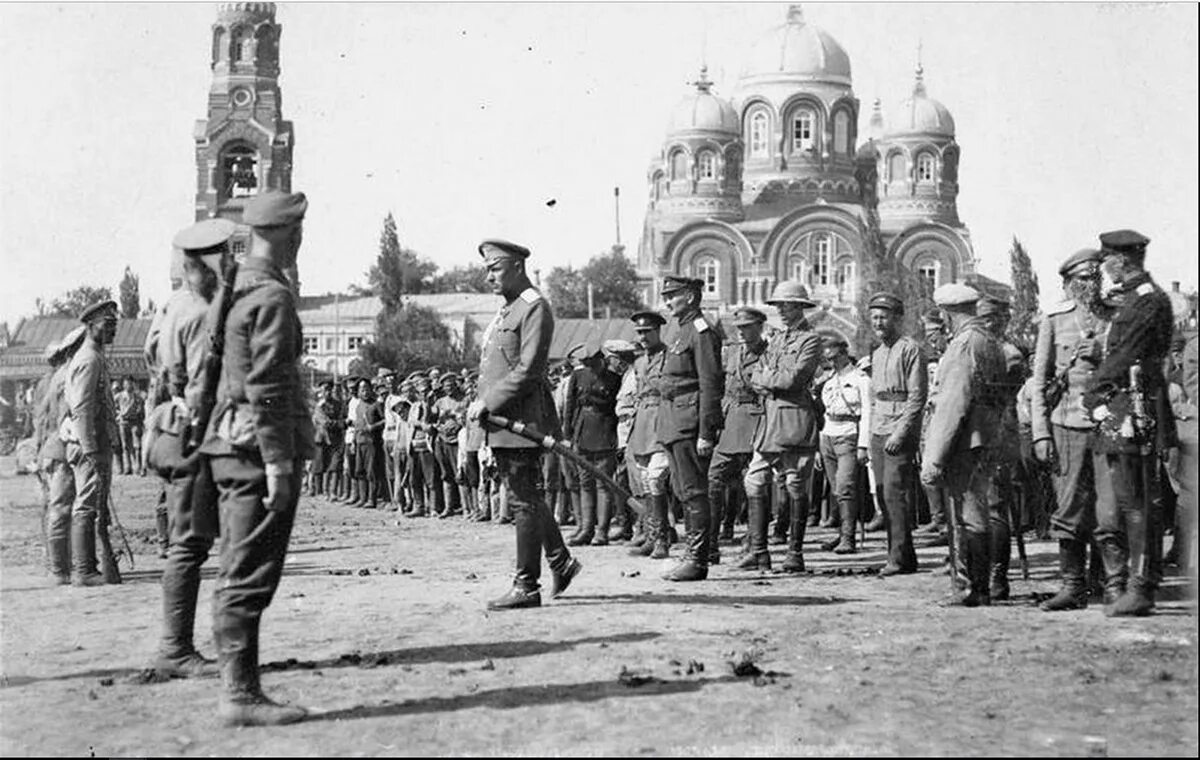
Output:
[217,2,275,24]
[739,5,851,85]
[667,66,739,135]
[885,63,955,137]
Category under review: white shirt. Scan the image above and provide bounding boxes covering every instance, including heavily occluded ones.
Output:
[820,363,872,449]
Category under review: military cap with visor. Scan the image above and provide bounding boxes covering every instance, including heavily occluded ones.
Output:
[242,190,308,228]
[732,306,768,326]
[921,308,946,328]
[1098,229,1150,257]
[478,239,531,265]
[630,311,667,330]
[932,282,981,308]
[602,339,639,358]
[79,299,118,325]
[173,218,237,256]
[765,280,815,307]
[868,292,905,314]
[660,275,705,295]
[1059,248,1102,278]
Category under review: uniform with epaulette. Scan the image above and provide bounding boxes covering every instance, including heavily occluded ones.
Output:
[709,307,768,561]
[1081,230,1178,617]
[199,191,313,726]
[562,347,622,545]
[473,240,580,610]
[743,282,823,573]
[625,311,674,559]
[921,284,1006,606]
[63,299,121,586]
[1030,248,1112,611]
[656,276,724,581]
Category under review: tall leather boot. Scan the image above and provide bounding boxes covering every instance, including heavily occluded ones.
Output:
[488,503,544,610]
[474,483,491,521]
[1041,539,1088,611]
[1107,503,1157,617]
[735,496,772,570]
[721,487,738,542]
[781,493,809,573]
[461,485,476,519]
[1087,541,1105,598]
[1098,536,1129,606]
[705,489,723,565]
[960,530,992,607]
[568,490,595,546]
[346,478,362,507]
[48,533,71,584]
[97,516,122,585]
[565,489,583,540]
[155,509,170,559]
[989,518,1012,601]
[70,514,103,586]
[630,504,657,557]
[592,492,612,546]
[155,540,217,677]
[663,496,709,581]
[650,493,671,560]
[771,486,791,544]
[833,489,858,554]
[217,628,307,726]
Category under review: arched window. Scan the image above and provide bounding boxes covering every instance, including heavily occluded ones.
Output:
[212,27,227,66]
[888,152,906,183]
[812,234,832,286]
[834,111,850,154]
[787,230,855,290]
[230,26,246,63]
[325,359,338,374]
[792,108,816,154]
[221,144,259,199]
[749,111,769,158]
[836,260,855,299]
[651,172,664,201]
[696,257,720,297]
[917,258,941,294]
[697,151,716,180]
[790,257,807,283]
[670,150,689,181]
[917,153,935,182]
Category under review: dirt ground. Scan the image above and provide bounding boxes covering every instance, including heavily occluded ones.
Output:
[0,471,1196,757]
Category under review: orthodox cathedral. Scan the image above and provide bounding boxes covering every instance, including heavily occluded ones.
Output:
[637,5,989,338]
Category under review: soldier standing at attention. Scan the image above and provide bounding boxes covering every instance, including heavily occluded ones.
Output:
[921,283,1006,606]
[35,328,86,584]
[1030,248,1111,611]
[744,281,821,574]
[199,190,312,725]
[431,373,468,518]
[868,292,928,576]
[625,311,674,560]
[915,308,950,540]
[563,343,622,546]
[1083,229,1178,617]
[816,334,872,555]
[468,239,582,609]
[708,307,768,567]
[64,299,121,587]
[656,276,724,581]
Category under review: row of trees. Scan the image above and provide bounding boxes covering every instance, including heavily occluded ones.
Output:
[35,266,152,320]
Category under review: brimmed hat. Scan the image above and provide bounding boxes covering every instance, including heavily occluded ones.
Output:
[765,281,814,307]
[932,283,980,308]
[242,190,308,228]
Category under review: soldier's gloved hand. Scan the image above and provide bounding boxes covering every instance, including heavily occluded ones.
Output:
[264,462,294,512]
[697,437,714,457]
[856,446,869,465]
[920,461,943,486]
[1033,438,1057,465]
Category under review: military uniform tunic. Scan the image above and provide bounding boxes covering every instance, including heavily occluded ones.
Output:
[628,345,670,495]
[656,308,723,502]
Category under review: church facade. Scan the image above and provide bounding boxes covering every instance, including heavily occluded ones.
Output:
[637,5,982,340]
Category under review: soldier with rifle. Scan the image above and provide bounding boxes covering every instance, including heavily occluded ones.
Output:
[468,239,582,609]
[199,190,313,725]
[1083,229,1178,617]
[142,217,237,677]
[63,299,121,586]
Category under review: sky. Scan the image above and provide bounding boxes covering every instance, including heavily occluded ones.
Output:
[1,1,1197,327]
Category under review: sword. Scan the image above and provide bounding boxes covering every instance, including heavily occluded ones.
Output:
[486,414,647,514]
[105,484,136,570]
[1010,495,1030,582]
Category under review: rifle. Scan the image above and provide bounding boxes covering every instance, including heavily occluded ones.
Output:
[486,414,647,515]
[105,483,136,571]
[184,258,239,457]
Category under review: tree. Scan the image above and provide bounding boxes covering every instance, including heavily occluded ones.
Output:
[544,265,588,318]
[1008,235,1040,352]
[363,212,438,308]
[118,266,140,319]
[545,246,644,319]
[47,286,113,318]
[430,265,490,293]
[359,302,470,377]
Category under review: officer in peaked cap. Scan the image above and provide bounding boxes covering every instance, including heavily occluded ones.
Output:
[1084,228,1176,617]
[656,271,724,581]
[142,217,237,682]
[470,235,581,609]
[79,299,119,327]
[933,283,980,309]
[198,186,312,726]
[631,310,668,331]
[866,290,929,574]
[1058,247,1102,279]
[602,339,638,359]
[625,308,673,558]
[712,305,770,564]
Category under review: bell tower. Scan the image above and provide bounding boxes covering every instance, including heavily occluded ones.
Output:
[191,2,297,286]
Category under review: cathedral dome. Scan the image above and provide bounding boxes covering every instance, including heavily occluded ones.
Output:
[217,2,275,24]
[885,65,955,137]
[667,67,739,135]
[740,5,852,85]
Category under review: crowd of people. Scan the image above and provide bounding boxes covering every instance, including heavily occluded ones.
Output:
[20,196,1197,725]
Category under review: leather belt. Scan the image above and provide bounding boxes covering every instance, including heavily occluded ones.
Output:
[661,386,699,401]
[826,413,860,423]
[875,391,908,401]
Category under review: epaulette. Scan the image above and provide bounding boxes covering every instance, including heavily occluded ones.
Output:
[693,316,709,333]
[1136,282,1154,297]
[1045,300,1076,316]
[519,288,541,304]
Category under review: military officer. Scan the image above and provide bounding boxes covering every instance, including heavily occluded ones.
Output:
[145,217,236,677]
[1030,248,1111,610]
[468,239,582,609]
[64,299,121,586]
[816,334,872,555]
[868,292,928,575]
[655,275,724,581]
[744,281,822,573]
[916,308,950,539]
[625,311,675,559]
[563,342,623,545]
[707,307,768,566]
[35,328,86,584]
[601,339,639,541]
[921,283,1006,606]
[199,190,312,725]
[1083,229,1178,616]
